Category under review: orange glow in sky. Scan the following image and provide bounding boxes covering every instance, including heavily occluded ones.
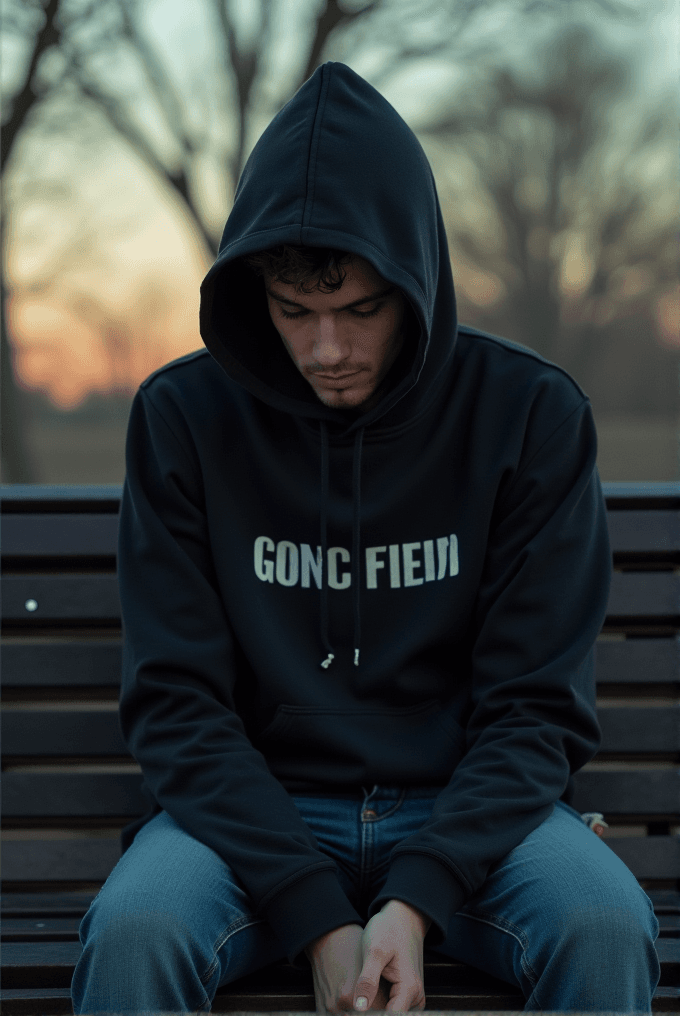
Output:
[8,294,204,408]
[6,182,212,409]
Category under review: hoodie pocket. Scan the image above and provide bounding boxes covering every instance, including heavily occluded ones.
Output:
[254,699,467,785]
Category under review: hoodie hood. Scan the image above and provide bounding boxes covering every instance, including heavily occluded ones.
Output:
[200,60,457,434]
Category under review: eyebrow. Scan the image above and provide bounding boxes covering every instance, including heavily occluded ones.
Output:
[265,284,395,311]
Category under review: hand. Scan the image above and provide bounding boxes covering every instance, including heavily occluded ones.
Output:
[305,923,391,1013]
[352,900,429,1012]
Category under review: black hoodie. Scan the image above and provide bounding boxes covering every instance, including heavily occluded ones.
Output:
[117,61,612,970]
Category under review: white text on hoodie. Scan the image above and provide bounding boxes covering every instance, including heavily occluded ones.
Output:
[253,535,458,589]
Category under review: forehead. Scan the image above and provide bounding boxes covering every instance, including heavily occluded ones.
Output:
[266,255,385,293]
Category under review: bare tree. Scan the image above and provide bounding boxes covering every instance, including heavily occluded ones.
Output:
[2,0,381,479]
[421,21,676,391]
[1,0,63,481]
[1,0,648,481]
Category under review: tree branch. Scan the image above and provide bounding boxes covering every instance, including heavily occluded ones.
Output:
[72,69,216,256]
[116,0,201,159]
[1,0,62,173]
[300,0,378,87]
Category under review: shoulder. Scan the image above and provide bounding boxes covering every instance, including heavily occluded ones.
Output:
[138,348,242,411]
[456,325,587,397]
[452,326,593,460]
[455,324,588,414]
[140,348,216,393]
[134,348,250,449]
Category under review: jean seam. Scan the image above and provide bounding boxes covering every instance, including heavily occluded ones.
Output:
[460,908,540,990]
[363,788,407,821]
[202,915,267,985]
[360,816,374,894]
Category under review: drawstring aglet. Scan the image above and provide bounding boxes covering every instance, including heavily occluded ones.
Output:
[354,649,360,667]
[320,653,335,669]
[581,812,609,837]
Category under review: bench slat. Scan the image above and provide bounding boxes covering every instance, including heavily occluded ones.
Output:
[603,835,680,879]
[2,572,677,622]
[3,769,679,820]
[2,510,677,557]
[3,917,82,939]
[1,515,119,557]
[0,985,528,1016]
[572,768,680,814]
[1,892,98,915]
[2,638,677,689]
[4,706,678,757]
[0,987,520,1016]
[1,509,675,556]
[0,938,517,989]
[3,937,676,991]
[11,910,676,939]
[597,706,680,752]
[1,640,122,687]
[596,639,680,683]
[0,988,76,1016]
[6,887,678,917]
[1,576,120,621]
[607,511,680,554]
[3,832,678,883]
[2,772,147,817]
[2,710,127,756]
[1,839,120,883]
[608,572,679,618]
[1,934,674,991]
[3,986,673,1016]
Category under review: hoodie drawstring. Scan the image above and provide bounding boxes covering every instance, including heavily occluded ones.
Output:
[351,427,364,666]
[319,421,334,668]
[318,421,365,669]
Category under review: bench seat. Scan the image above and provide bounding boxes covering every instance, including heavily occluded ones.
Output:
[2,480,680,1013]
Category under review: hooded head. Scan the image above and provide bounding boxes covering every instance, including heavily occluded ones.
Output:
[200,61,457,435]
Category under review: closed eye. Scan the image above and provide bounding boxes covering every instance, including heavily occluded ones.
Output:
[278,303,384,320]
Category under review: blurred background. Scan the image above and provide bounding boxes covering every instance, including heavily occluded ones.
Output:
[1,0,678,485]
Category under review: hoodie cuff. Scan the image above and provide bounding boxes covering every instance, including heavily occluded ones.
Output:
[366,852,468,950]
[264,867,364,969]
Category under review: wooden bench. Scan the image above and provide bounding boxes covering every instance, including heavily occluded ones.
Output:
[2,480,680,1014]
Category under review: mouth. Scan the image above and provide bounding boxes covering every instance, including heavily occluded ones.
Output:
[314,371,362,383]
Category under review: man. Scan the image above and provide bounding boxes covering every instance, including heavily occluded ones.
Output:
[72,62,659,1014]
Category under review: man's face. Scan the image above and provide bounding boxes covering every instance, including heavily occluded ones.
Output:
[264,256,406,410]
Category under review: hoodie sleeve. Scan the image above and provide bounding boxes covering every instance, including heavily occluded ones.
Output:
[365,391,611,948]
[117,385,364,968]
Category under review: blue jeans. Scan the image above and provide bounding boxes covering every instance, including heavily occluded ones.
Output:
[72,786,660,1014]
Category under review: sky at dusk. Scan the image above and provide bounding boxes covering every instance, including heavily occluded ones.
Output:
[3,0,678,408]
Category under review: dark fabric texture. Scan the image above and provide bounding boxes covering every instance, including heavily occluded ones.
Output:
[117,61,612,970]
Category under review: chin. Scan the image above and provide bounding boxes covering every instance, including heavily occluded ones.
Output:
[317,390,372,409]
[310,383,370,408]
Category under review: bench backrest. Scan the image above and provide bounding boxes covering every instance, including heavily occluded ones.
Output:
[2,481,679,895]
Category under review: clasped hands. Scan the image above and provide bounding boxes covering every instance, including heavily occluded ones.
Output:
[304,898,431,1013]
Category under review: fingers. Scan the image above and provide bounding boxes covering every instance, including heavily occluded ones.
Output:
[353,983,390,1011]
[353,956,385,1010]
[383,986,427,1012]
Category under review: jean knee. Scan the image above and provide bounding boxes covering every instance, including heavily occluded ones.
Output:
[81,895,196,958]
[557,895,659,958]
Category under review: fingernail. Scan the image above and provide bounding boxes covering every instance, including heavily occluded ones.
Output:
[355,998,368,1010]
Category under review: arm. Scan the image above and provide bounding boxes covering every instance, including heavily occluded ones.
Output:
[117,383,364,967]
[364,389,612,948]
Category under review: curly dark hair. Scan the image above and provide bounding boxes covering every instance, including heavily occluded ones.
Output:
[240,244,355,294]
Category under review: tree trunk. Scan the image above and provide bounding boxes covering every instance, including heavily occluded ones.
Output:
[1,269,37,482]
[1,0,64,484]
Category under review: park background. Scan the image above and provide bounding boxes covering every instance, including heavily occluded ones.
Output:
[1,0,678,486]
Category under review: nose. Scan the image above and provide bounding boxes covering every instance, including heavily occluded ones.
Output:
[312,315,350,366]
